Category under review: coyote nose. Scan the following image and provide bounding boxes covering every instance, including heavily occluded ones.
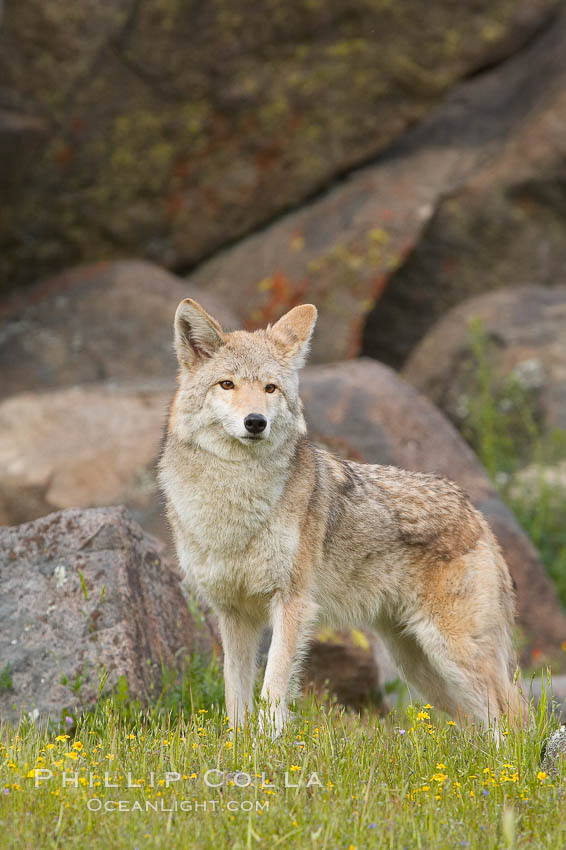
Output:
[244,413,267,434]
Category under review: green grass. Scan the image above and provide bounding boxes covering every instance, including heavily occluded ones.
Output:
[0,665,13,694]
[1,679,564,850]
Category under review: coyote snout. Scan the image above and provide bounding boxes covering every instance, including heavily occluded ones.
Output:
[159,298,526,739]
[244,413,267,435]
[211,379,275,444]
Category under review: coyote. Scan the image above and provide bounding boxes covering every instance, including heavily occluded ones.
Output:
[159,299,524,736]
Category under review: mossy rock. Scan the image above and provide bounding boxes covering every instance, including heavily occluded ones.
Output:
[0,0,557,291]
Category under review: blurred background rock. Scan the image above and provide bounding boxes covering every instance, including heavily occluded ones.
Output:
[2,0,566,718]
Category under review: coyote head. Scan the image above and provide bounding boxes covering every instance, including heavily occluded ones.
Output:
[169,299,317,457]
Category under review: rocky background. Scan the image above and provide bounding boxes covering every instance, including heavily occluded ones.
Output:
[2,0,566,722]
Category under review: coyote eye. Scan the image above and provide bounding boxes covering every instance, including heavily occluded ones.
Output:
[265,384,277,393]
[219,380,234,390]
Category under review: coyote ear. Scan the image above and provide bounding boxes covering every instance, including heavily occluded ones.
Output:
[174,298,225,365]
[270,304,317,368]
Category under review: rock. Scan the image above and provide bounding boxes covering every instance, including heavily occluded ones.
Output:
[362,9,566,368]
[301,358,566,668]
[186,6,565,364]
[0,381,171,545]
[542,724,566,772]
[0,507,212,723]
[403,286,566,442]
[0,260,236,397]
[304,628,383,712]
[0,0,557,290]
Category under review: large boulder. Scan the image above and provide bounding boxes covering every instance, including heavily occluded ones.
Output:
[403,286,566,439]
[0,382,171,544]
[0,507,212,723]
[301,358,566,668]
[186,4,565,364]
[0,260,236,398]
[362,8,566,367]
[0,0,556,291]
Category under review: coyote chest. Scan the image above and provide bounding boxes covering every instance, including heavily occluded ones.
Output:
[165,452,299,607]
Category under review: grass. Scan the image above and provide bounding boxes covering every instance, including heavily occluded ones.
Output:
[0,665,13,694]
[1,677,564,850]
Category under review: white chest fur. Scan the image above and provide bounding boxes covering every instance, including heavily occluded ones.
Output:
[162,445,299,609]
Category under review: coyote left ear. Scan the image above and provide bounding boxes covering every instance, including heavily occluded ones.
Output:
[270,304,317,368]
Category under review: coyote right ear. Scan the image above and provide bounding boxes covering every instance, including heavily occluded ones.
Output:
[174,298,225,366]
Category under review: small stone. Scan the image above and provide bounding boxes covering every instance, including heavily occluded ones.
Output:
[542,726,566,773]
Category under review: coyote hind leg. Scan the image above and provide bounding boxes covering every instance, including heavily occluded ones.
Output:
[376,615,524,732]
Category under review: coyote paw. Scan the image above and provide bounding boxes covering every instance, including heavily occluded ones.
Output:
[257,705,288,740]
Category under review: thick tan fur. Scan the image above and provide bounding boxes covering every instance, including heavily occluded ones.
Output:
[159,299,525,736]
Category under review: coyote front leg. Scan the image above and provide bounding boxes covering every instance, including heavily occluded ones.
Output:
[260,594,316,737]
[218,612,262,732]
